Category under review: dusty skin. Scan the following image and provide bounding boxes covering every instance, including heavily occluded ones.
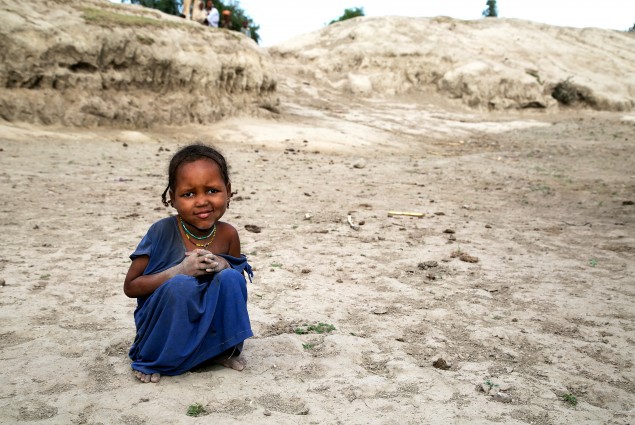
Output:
[0,99,634,423]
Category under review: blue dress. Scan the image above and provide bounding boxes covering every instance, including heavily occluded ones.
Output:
[128,216,253,376]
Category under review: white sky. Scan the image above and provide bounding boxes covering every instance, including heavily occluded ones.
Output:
[235,0,635,46]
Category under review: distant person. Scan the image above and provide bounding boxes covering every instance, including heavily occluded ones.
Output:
[240,21,252,38]
[192,1,207,25]
[206,0,219,28]
[182,0,192,19]
[221,9,232,29]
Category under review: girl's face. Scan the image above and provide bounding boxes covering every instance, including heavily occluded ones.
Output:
[169,158,230,232]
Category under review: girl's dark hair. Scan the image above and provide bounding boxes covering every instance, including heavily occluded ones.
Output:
[161,143,230,207]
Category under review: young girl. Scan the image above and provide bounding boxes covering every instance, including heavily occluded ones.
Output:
[124,143,253,383]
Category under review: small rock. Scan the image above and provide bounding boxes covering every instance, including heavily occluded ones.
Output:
[33,224,39,230]
[432,358,451,370]
[122,142,128,147]
[372,307,388,315]
[0,278,5,287]
[353,159,367,169]
[245,224,262,233]
[622,200,634,205]
[295,407,310,415]
[459,253,479,263]
[301,268,311,274]
[485,224,492,228]
[418,261,439,269]
[443,229,455,234]
[263,409,271,416]
[493,392,512,403]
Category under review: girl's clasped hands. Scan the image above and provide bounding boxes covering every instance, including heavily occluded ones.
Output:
[180,249,229,276]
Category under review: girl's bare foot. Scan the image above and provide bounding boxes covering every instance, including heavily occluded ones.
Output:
[213,355,246,371]
[133,370,161,383]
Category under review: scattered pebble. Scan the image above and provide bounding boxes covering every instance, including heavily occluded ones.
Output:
[372,307,388,315]
[263,409,271,416]
[33,224,39,230]
[450,251,479,263]
[493,392,512,403]
[245,224,261,233]
[0,278,5,287]
[418,261,438,269]
[353,159,366,169]
[622,200,634,205]
[301,268,311,274]
[432,357,451,370]
[443,229,455,234]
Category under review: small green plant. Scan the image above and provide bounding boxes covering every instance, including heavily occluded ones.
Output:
[270,262,282,268]
[484,379,499,390]
[302,343,315,350]
[526,69,543,84]
[589,258,598,267]
[40,274,50,280]
[295,322,336,335]
[561,393,578,406]
[186,403,205,417]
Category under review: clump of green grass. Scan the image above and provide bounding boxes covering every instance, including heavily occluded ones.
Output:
[186,403,206,417]
[82,7,188,29]
[302,343,315,350]
[295,322,336,335]
[561,393,578,406]
[589,258,598,267]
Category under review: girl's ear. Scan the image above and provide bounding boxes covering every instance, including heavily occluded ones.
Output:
[168,189,175,207]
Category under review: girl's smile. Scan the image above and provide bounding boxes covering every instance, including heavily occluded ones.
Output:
[169,158,231,236]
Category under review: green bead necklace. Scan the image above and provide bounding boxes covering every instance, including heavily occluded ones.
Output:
[179,216,217,248]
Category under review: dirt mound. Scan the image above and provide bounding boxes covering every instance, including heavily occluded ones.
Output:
[270,16,635,111]
[0,0,278,127]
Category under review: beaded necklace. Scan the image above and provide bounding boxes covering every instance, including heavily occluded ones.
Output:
[179,216,217,248]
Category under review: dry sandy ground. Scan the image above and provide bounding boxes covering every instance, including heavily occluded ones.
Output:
[1,90,634,424]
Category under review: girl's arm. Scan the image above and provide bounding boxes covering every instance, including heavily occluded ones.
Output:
[123,249,220,298]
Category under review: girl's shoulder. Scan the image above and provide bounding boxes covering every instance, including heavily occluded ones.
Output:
[216,220,238,235]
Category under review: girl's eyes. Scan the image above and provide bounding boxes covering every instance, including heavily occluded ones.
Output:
[181,189,219,197]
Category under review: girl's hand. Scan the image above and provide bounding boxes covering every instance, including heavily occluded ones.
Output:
[178,249,229,275]
[201,252,230,273]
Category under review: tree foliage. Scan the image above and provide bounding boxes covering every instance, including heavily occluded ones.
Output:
[125,0,260,43]
[329,7,365,25]
[628,23,635,32]
[482,0,498,18]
